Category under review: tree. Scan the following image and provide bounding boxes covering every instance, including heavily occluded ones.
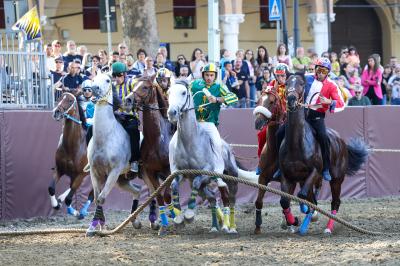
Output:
[119,0,159,57]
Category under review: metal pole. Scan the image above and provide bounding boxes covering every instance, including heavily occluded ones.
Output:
[276,20,281,47]
[281,0,288,46]
[208,0,220,65]
[293,0,300,51]
[105,0,113,54]
[327,0,332,51]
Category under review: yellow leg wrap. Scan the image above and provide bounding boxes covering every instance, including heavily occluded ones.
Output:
[216,207,223,224]
[223,207,230,228]
[230,207,236,229]
[168,203,181,218]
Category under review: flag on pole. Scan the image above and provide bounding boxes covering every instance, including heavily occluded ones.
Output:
[12,6,42,40]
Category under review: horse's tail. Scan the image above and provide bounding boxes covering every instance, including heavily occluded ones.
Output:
[235,159,259,183]
[346,137,369,176]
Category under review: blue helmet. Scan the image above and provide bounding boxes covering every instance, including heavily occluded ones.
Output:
[315,57,331,71]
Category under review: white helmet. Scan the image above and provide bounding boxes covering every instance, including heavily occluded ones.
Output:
[82,79,92,90]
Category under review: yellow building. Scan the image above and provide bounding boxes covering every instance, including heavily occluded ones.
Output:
[1,0,400,64]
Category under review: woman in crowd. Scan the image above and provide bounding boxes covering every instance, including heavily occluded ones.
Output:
[272,43,292,70]
[244,49,257,107]
[174,54,191,78]
[190,48,206,79]
[361,54,383,105]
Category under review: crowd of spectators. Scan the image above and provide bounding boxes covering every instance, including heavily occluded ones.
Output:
[44,39,400,107]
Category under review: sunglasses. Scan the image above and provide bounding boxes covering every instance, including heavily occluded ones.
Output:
[276,74,286,78]
[54,44,61,47]
[308,68,315,71]
[83,88,92,92]
[355,91,361,94]
[178,58,184,60]
[316,67,329,75]
[55,61,63,64]
[113,73,125,77]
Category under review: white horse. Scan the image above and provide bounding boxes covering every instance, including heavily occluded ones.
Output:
[86,73,141,236]
[167,80,258,233]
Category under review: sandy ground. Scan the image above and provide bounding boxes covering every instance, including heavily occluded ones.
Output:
[1,197,400,265]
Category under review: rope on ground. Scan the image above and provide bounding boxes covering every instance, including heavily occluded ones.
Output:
[230,143,400,153]
[0,169,392,237]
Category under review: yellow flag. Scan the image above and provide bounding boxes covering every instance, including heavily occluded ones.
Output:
[12,6,42,40]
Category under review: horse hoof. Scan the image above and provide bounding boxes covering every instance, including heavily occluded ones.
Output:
[280,218,288,230]
[132,220,142,229]
[173,214,184,225]
[222,226,230,233]
[184,209,195,223]
[158,226,168,236]
[209,227,219,233]
[85,230,96,237]
[288,225,297,234]
[229,228,238,234]
[254,227,262,235]
[324,228,332,235]
[300,203,309,214]
[150,222,160,230]
[149,213,157,224]
[78,213,85,220]
[311,211,319,222]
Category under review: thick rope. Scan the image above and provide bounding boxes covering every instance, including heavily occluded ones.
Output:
[0,169,391,237]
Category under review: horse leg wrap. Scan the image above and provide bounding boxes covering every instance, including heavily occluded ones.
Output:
[222,207,230,229]
[188,190,198,210]
[299,211,313,235]
[216,206,223,224]
[168,203,180,219]
[172,191,181,210]
[326,210,337,232]
[283,208,296,225]
[255,208,262,227]
[149,200,157,223]
[211,206,219,230]
[79,200,92,219]
[300,203,309,214]
[94,205,105,223]
[230,207,236,230]
[159,206,169,227]
[67,205,78,216]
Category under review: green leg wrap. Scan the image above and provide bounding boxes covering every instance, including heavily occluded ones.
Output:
[188,190,198,210]
[211,206,219,229]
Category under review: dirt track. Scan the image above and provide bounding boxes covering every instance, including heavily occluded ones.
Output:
[1,197,400,265]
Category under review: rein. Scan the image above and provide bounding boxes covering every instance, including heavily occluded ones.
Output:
[56,92,82,125]
[96,82,113,107]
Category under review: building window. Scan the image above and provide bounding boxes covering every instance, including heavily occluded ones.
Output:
[173,0,196,29]
[260,0,277,29]
[0,1,5,29]
[83,0,100,29]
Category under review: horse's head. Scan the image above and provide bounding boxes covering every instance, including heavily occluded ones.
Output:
[253,88,284,130]
[285,74,305,112]
[52,92,77,121]
[128,76,155,107]
[167,80,191,123]
[92,73,113,101]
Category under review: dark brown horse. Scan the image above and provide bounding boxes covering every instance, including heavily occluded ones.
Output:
[51,92,93,219]
[126,76,177,236]
[279,74,368,235]
[253,89,285,234]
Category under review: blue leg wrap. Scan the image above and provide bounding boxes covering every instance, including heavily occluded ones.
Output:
[159,206,169,227]
[78,200,92,219]
[300,203,309,214]
[188,190,198,210]
[299,211,313,235]
[67,205,77,216]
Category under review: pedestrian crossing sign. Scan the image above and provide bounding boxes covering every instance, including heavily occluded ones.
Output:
[269,0,282,21]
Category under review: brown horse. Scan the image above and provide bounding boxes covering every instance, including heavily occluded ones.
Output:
[279,74,368,235]
[253,89,285,234]
[126,76,177,236]
[51,92,93,219]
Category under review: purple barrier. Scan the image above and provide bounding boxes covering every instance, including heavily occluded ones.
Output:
[0,106,399,220]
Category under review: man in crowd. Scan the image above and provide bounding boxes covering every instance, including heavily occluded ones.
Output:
[348,84,371,106]
[292,47,311,73]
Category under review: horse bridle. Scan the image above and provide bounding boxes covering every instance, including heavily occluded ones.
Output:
[96,82,113,107]
[56,92,82,125]
[262,89,284,124]
[285,76,305,112]
[134,82,166,111]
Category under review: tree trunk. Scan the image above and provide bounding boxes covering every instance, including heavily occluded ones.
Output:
[119,0,159,57]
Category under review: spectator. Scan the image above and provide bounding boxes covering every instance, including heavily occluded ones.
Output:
[361,55,383,105]
[77,45,88,58]
[190,48,206,79]
[0,56,9,90]
[389,56,397,71]
[388,64,400,105]
[244,49,257,107]
[306,62,316,75]
[272,43,292,70]
[232,58,249,108]
[59,60,84,94]
[222,61,239,93]
[256,45,271,76]
[336,75,351,95]
[133,48,147,74]
[158,46,175,72]
[82,53,92,71]
[321,51,330,59]
[306,47,316,58]
[334,76,351,104]
[219,48,231,77]
[126,54,141,78]
[63,40,82,71]
[292,46,311,73]
[51,56,66,86]
[381,64,392,105]
[44,43,55,74]
[111,51,119,62]
[52,40,62,58]
[348,84,371,106]
[119,54,127,65]
[347,46,360,69]
[85,55,101,80]
[98,49,108,70]
[330,52,340,77]
[175,54,191,78]
[177,64,192,82]
[143,56,156,77]
[256,67,272,99]
[118,42,128,56]
[154,52,165,70]
[339,46,349,65]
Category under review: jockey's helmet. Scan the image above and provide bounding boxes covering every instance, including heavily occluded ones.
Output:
[202,63,218,79]
[111,62,127,75]
[315,57,331,71]
[82,79,92,89]
[156,68,172,89]
[273,63,289,76]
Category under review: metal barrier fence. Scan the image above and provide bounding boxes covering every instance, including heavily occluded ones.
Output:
[0,30,53,109]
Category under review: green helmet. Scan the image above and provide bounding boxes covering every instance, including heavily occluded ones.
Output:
[112,62,127,75]
[202,63,218,79]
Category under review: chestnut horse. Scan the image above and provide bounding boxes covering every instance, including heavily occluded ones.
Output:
[51,92,93,219]
[279,74,368,235]
[252,89,285,234]
[125,76,178,236]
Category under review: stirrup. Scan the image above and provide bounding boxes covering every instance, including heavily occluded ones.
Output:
[272,169,281,180]
[322,169,332,181]
[130,161,139,173]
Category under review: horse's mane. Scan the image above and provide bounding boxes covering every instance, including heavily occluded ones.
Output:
[154,85,168,118]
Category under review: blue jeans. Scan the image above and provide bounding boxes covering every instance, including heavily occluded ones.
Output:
[235,97,247,108]
[249,83,256,108]
[391,98,400,105]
